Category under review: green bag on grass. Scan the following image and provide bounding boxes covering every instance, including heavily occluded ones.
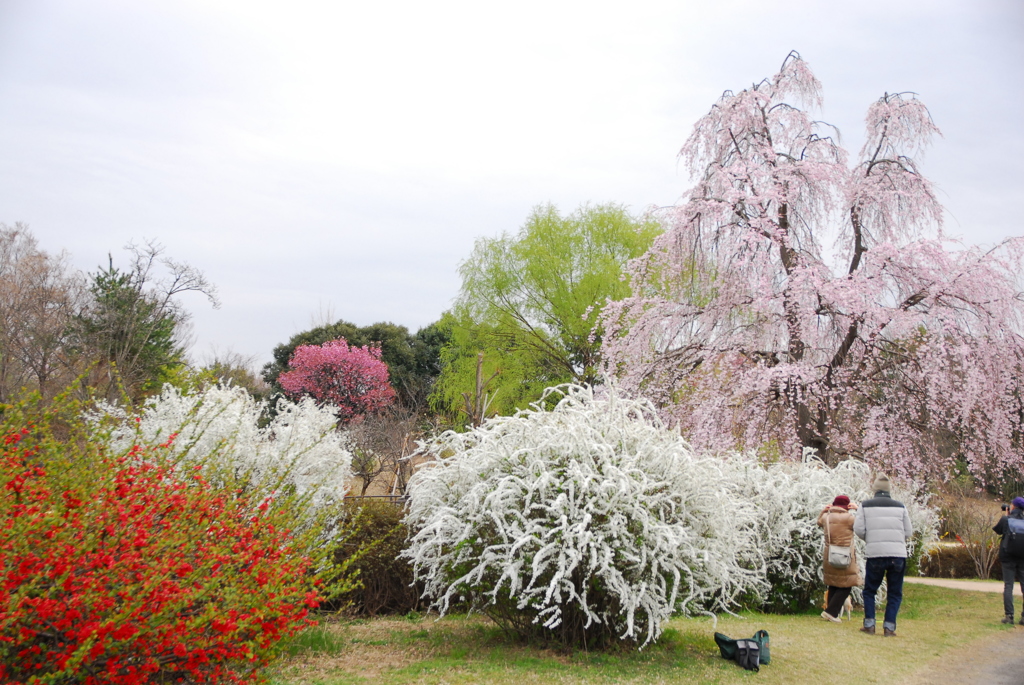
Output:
[713,629,771,666]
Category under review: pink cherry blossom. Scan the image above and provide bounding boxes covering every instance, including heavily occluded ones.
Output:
[601,52,1024,483]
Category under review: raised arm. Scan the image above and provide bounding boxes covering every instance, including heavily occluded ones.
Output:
[854,506,866,540]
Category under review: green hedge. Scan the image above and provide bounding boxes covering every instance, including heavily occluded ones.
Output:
[918,544,1002,580]
[332,499,422,616]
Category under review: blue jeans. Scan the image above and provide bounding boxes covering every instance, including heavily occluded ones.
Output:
[863,556,906,631]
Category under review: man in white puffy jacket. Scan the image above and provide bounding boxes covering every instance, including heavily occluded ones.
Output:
[854,474,913,637]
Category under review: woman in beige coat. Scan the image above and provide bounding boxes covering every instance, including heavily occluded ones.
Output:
[817,495,862,622]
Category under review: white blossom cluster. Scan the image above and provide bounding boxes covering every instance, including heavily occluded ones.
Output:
[98,384,353,510]
[404,385,764,647]
[403,384,937,647]
[727,451,937,608]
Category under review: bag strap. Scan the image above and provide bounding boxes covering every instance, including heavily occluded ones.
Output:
[825,507,852,549]
[824,508,833,547]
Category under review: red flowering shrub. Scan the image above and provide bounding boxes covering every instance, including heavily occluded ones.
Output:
[278,338,396,421]
[0,406,322,683]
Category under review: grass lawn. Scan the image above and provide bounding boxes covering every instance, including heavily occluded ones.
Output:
[269,583,1010,684]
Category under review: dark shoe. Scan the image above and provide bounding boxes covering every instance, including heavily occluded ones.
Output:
[1003,615,1015,625]
[860,625,876,635]
[883,628,897,637]
[1019,618,1024,626]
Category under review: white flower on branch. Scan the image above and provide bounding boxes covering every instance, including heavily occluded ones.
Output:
[97,384,352,511]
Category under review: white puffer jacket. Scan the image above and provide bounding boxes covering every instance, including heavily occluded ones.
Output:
[854,491,913,558]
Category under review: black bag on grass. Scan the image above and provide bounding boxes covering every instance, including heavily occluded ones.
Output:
[734,639,760,671]
[714,629,771,670]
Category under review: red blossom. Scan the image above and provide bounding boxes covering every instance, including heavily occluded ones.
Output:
[0,424,321,684]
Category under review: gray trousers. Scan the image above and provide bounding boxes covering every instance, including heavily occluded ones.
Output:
[1003,558,1024,618]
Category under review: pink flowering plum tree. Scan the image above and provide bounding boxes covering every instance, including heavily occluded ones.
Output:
[279,338,396,422]
[601,52,1024,482]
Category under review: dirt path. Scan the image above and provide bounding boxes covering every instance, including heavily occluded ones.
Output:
[907,627,1024,685]
[906,576,1021,595]
[905,577,1024,685]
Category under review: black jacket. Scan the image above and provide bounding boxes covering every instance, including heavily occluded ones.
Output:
[993,509,1024,562]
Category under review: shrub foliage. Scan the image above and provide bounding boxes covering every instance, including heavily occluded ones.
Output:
[0,398,322,683]
[333,499,421,616]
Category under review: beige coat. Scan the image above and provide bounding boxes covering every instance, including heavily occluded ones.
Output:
[817,506,862,588]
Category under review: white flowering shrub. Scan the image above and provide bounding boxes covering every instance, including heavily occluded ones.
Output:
[729,452,938,611]
[403,384,940,646]
[94,384,358,598]
[98,384,353,518]
[402,385,765,648]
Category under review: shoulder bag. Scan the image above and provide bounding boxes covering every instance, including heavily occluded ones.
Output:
[825,511,853,569]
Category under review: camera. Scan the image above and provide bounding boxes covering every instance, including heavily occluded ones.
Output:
[1002,503,1010,511]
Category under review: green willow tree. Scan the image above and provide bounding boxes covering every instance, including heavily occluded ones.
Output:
[432,203,661,422]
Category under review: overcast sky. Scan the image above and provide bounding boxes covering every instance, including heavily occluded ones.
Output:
[1,0,1021,366]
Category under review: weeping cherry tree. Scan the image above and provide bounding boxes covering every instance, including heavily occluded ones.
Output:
[601,52,1024,482]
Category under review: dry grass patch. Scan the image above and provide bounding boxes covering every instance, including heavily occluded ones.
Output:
[271,615,480,683]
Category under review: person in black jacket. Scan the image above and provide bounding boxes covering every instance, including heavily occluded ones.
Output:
[992,495,1024,624]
